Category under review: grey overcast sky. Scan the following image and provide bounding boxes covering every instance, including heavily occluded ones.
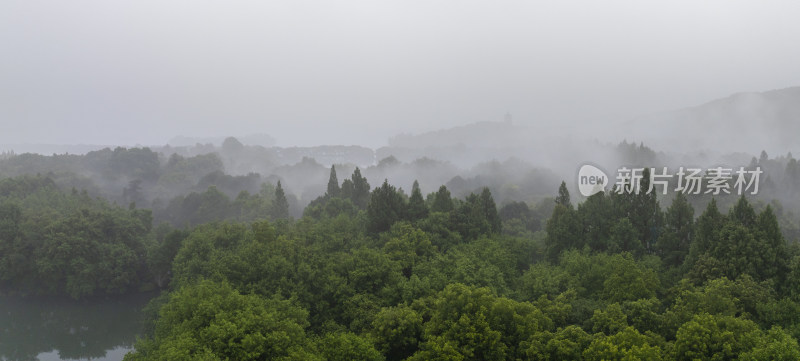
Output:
[1,1,799,148]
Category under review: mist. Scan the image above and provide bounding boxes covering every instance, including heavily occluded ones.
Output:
[3,1,800,150]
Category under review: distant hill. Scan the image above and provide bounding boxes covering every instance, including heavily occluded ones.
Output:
[169,133,276,147]
[624,87,800,154]
[388,120,528,149]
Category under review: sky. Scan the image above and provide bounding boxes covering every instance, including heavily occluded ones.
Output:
[2,1,799,148]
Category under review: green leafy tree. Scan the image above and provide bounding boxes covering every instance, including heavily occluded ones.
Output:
[371,305,424,361]
[522,325,593,361]
[317,332,384,361]
[409,283,551,361]
[583,326,663,361]
[672,313,762,360]
[124,280,318,361]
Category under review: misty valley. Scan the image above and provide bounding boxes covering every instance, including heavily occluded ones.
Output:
[2,126,800,360]
[5,0,800,359]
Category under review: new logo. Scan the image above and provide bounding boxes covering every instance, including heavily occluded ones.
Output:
[578,164,609,197]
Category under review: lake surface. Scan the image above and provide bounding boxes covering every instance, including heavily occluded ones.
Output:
[0,293,155,361]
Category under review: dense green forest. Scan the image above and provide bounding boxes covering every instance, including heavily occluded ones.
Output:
[3,146,800,360]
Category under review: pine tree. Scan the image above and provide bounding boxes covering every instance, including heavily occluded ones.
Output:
[366,180,406,234]
[555,181,571,208]
[656,192,694,267]
[629,168,662,253]
[431,185,454,213]
[341,178,355,200]
[327,165,340,198]
[545,203,581,261]
[271,181,289,219]
[685,198,725,271]
[730,195,756,228]
[479,187,501,233]
[351,167,371,209]
[407,180,428,222]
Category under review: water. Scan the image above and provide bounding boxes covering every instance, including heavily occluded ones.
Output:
[0,293,155,361]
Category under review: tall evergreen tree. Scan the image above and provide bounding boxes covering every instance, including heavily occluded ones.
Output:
[407,180,428,222]
[341,178,355,200]
[555,181,571,208]
[730,195,757,228]
[577,192,613,251]
[545,203,581,262]
[271,181,289,219]
[327,165,340,198]
[546,183,581,261]
[431,185,454,213]
[629,168,662,253]
[656,192,694,267]
[366,180,406,234]
[479,187,501,233]
[350,167,371,209]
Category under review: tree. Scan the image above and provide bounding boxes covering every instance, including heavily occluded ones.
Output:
[555,181,571,208]
[431,185,454,213]
[271,181,289,219]
[407,180,429,222]
[367,180,407,234]
[545,204,582,261]
[479,187,501,234]
[371,305,424,361]
[656,192,694,268]
[327,165,341,198]
[409,283,551,361]
[629,168,662,253]
[731,195,757,228]
[350,167,371,209]
[576,192,613,251]
[341,178,355,200]
[685,198,725,272]
[672,313,762,360]
[317,332,383,361]
[124,280,318,361]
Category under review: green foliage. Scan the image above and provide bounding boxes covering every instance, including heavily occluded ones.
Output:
[657,192,694,267]
[407,180,429,222]
[371,305,424,361]
[4,157,800,360]
[672,313,763,360]
[555,181,571,208]
[367,180,407,234]
[349,167,371,209]
[317,332,384,361]
[272,180,290,219]
[545,204,581,261]
[124,279,317,361]
[0,176,153,298]
[583,326,664,360]
[326,165,341,198]
[409,283,552,361]
[431,185,454,213]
